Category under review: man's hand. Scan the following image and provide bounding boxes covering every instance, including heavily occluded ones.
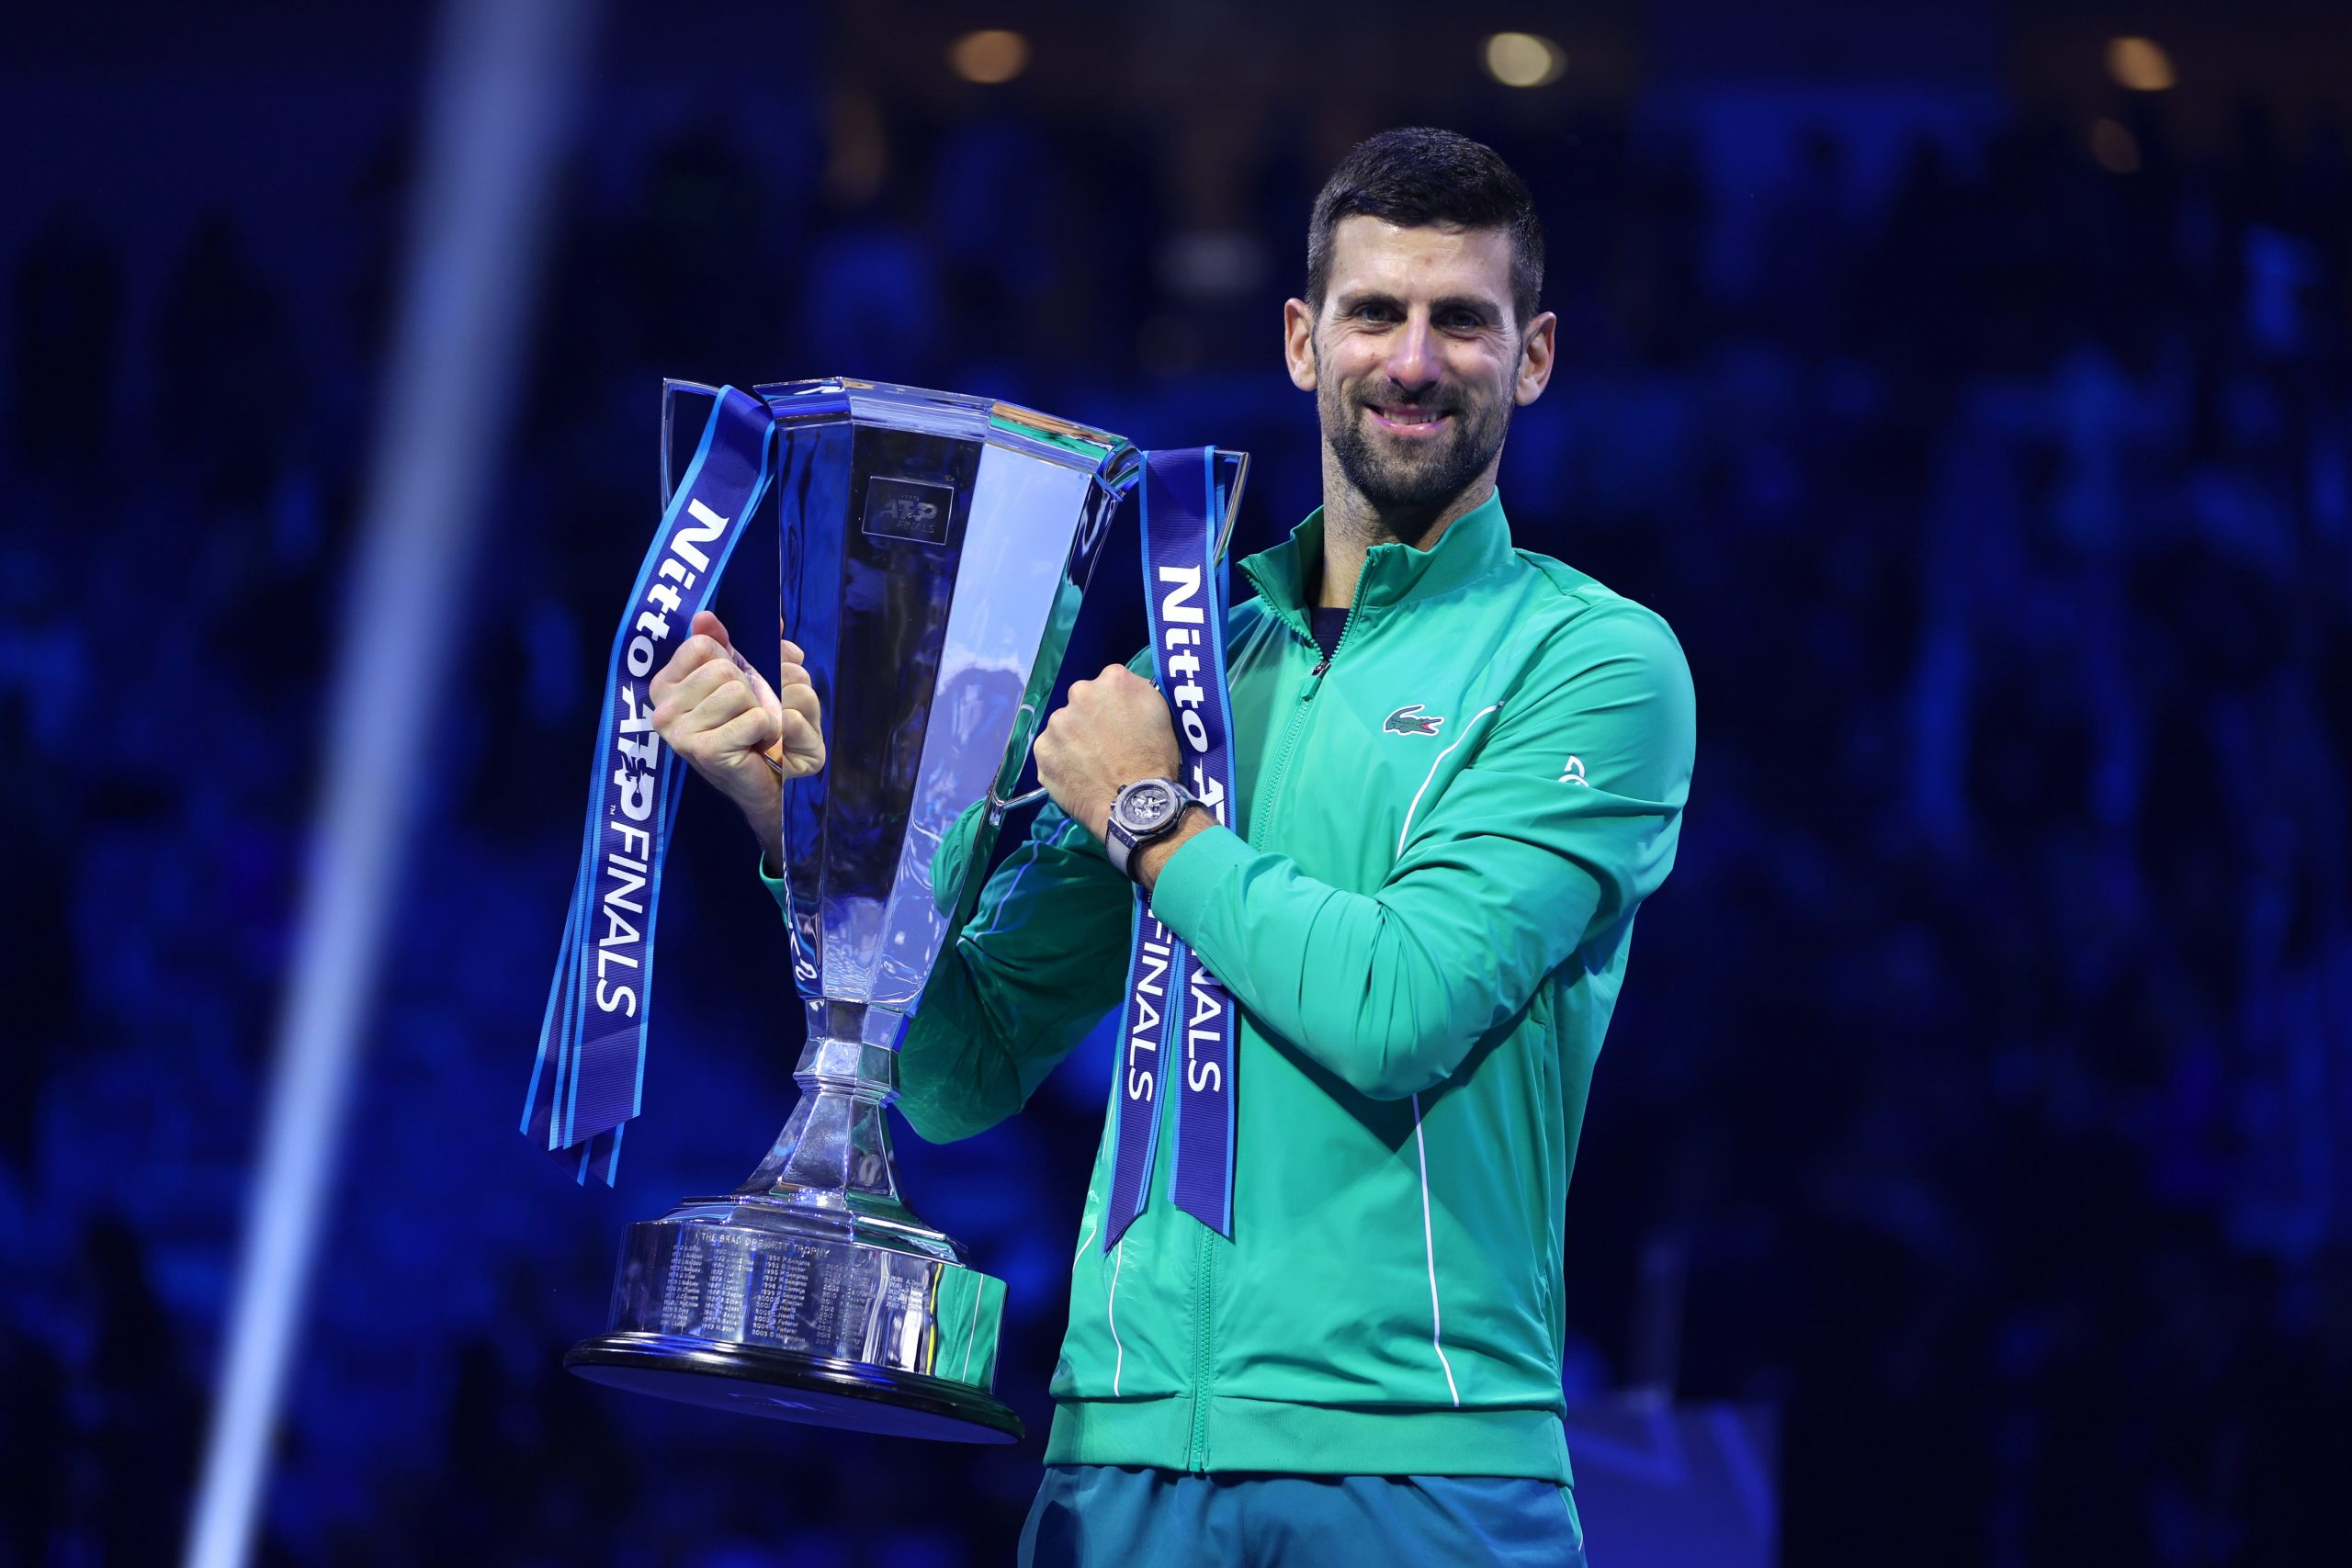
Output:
[1034,663,1183,844]
[649,609,824,869]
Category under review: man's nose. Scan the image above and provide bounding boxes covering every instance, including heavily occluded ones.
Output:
[1385,312,1440,391]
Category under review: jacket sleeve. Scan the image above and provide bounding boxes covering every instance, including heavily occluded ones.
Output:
[764,798,1133,1143]
[1146,602,1696,1100]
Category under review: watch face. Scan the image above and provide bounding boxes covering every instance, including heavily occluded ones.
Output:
[1120,781,1176,833]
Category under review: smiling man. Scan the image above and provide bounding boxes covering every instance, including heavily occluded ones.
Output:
[652,128,1695,1567]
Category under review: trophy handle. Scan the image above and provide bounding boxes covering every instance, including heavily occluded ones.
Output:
[1210,447,1249,563]
[985,447,1249,817]
[989,702,1050,813]
[660,378,725,511]
[989,784,1049,812]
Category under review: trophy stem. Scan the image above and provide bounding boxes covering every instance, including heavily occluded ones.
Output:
[733,1026,956,1258]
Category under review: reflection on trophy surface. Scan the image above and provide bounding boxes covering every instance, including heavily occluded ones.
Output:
[564,377,1150,1442]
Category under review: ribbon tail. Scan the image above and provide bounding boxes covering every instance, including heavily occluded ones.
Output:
[523,383,776,1184]
[526,872,594,1153]
[560,1123,624,1188]
[1104,895,1176,1251]
[1168,964,1237,1239]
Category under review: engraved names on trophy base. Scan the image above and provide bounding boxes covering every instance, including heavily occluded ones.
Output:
[745,1244,811,1340]
[635,1222,942,1376]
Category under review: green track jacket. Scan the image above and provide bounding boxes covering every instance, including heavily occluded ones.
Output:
[767,491,1696,1482]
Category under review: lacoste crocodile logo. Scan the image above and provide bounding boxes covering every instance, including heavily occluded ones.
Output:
[1384,704,1445,737]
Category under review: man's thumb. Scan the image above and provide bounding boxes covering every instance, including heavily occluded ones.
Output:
[690,608,731,649]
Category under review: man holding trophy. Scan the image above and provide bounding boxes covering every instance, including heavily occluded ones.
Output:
[632,129,1694,1564]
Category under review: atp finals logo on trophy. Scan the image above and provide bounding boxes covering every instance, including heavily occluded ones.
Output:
[861,475,953,545]
[524,376,1244,1442]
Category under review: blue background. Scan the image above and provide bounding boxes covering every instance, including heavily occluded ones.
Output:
[4,2,2348,1563]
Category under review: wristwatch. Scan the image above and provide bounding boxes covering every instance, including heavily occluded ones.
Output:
[1104,776,1200,882]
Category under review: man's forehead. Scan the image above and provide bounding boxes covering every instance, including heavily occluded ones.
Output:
[1324,214,1514,302]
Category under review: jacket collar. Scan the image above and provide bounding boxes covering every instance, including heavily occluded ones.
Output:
[1238,488,1514,639]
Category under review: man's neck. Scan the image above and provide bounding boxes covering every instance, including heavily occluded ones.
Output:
[1313,458,1497,611]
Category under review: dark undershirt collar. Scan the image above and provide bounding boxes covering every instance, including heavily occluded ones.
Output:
[1304,559,1349,660]
[1309,604,1349,662]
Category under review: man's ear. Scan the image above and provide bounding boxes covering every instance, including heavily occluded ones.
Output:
[1283,298,1318,391]
[1514,310,1557,406]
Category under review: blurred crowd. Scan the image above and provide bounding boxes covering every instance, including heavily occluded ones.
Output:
[3,69,2349,1568]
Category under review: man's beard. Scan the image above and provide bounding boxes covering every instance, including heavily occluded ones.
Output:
[1320,371,1510,538]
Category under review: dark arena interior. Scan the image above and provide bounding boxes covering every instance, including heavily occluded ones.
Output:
[4,2,2349,1564]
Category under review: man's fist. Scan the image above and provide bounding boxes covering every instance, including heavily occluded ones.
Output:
[649,609,824,867]
[1034,663,1182,842]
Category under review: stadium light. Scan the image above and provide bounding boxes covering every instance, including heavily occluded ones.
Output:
[1484,32,1566,88]
[2106,36,2176,92]
[950,28,1030,84]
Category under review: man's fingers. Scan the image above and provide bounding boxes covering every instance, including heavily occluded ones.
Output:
[651,655,733,718]
[776,709,825,773]
[651,632,729,700]
[778,680,819,725]
[670,674,757,739]
[708,701,783,758]
[654,660,752,733]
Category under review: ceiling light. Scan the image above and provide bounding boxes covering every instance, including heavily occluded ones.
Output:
[1484,32,1566,89]
[2106,37,2175,92]
[949,28,1029,85]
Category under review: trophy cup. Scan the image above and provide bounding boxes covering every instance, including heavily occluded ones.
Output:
[561,378,1243,1442]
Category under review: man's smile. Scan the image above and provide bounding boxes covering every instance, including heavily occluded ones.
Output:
[1363,402,1453,435]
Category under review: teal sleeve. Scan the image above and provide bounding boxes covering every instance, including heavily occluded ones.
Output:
[1148,604,1697,1100]
[762,800,1133,1143]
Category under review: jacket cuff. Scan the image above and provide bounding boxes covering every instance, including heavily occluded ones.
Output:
[1146,821,1254,936]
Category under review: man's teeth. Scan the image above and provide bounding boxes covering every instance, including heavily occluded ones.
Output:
[1376,406,1443,424]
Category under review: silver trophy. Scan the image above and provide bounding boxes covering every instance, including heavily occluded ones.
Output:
[563,378,1243,1442]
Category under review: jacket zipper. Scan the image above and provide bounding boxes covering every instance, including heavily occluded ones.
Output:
[1256,587,1363,836]
[1186,581,1367,1472]
[1188,1226,1214,1470]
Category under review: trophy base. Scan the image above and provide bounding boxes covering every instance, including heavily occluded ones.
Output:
[566,1331,1023,1442]
[570,1192,1022,1443]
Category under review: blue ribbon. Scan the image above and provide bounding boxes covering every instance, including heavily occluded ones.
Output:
[522,385,776,1185]
[1105,447,1238,1247]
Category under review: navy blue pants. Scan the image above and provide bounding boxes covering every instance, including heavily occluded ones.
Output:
[1018,1464,1587,1567]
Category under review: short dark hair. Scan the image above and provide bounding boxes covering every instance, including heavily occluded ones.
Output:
[1305,127,1544,328]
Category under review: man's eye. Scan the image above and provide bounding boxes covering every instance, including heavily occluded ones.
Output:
[1356,303,1397,322]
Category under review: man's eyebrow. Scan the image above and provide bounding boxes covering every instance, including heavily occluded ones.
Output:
[1329,288,1505,323]
[1430,294,1506,322]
